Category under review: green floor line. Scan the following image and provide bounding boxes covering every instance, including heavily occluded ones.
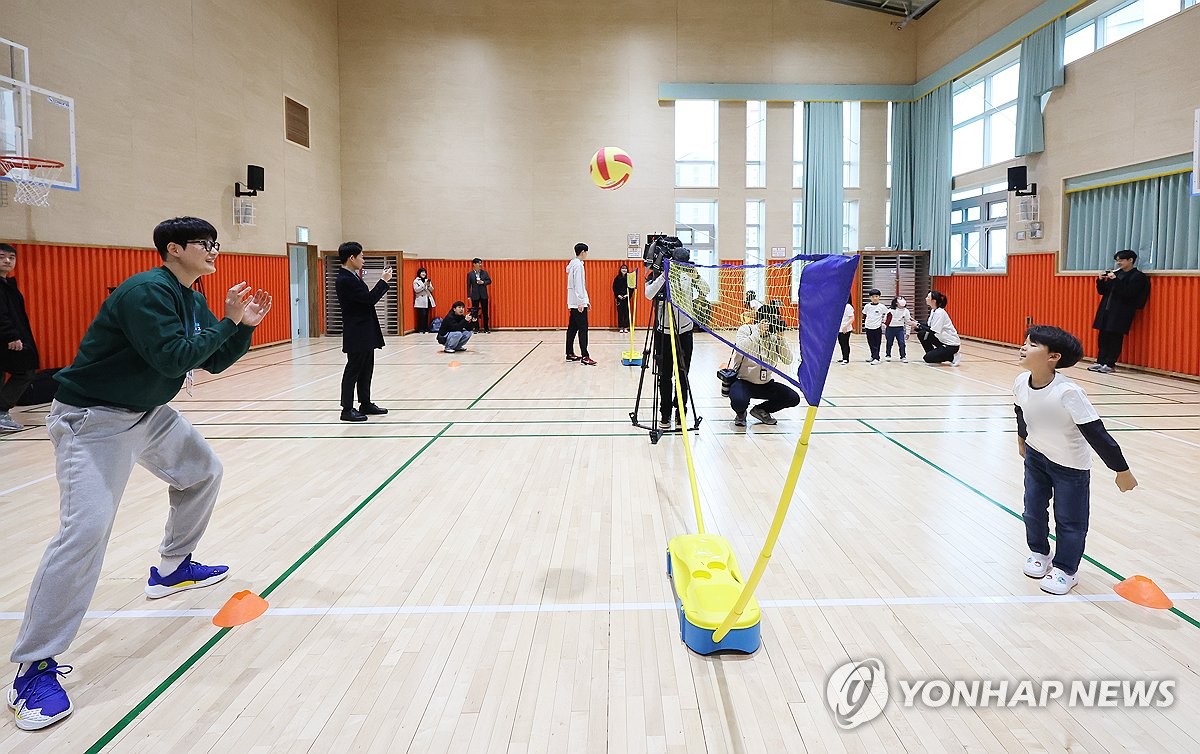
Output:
[467,342,542,409]
[86,423,454,753]
[855,418,1200,631]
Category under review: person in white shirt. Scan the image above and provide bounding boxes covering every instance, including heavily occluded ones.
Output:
[916,290,962,366]
[1014,325,1137,595]
[566,243,594,365]
[729,306,800,426]
[836,297,854,364]
[861,288,887,364]
[884,296,910,362]
[412,267,436,333]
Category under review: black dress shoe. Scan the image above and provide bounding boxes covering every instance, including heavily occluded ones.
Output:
[340,409,368,422]
[359,403,389,415]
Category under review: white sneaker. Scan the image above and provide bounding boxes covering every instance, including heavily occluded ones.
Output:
[869,359,880,365]
[1023,551,1052,578]
[950,353,962,367]
[0,411,22,432]
[899,357,908,363]
[1040,567,1078,595]
[885,356,892,361]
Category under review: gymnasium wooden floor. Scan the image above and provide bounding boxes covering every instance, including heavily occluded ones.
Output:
[1,330,1197,752]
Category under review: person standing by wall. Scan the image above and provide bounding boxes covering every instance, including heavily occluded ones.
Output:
[1090,250,1150,374]
[613,263,632,333]
[0,243,38,431]
[467,258,492,333]
[411,267,435,334]
[336,242,392,422]
[566,243,595,365]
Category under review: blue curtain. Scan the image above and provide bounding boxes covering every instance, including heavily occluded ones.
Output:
[1066,172,1200,270]
[1015,18,1065,157]
[889,85,952,275]
[803,102,843,255]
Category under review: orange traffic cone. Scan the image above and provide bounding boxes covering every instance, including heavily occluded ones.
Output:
[213,590,270,627]
[1113,575,1173,609]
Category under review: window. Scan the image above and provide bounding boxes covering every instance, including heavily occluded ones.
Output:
[843,200,860,253]
[747,101,766,188]
[791,200,804,301]
[843,101,861,188]
[792,102,805,188]
[1064,0,1196,65]
[950,183,1008,270]
[675,100,718,187]
[952,55,1019,175]
[676,200,718,296]
[745,201,765,298]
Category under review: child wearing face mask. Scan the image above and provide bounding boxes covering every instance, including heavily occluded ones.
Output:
[412,267,436,333]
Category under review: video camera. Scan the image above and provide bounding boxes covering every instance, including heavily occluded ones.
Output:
[643,234,691,272]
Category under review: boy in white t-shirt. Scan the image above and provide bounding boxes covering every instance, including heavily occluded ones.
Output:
[1015,325,1138,594]
[861,288,887,364]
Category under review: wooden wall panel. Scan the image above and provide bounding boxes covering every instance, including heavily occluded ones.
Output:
[935,253,1199,377]
[5,244,291,369]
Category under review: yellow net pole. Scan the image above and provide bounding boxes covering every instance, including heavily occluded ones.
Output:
[665,304,705,536]
[628,270,637,353]
[712,403,818,642]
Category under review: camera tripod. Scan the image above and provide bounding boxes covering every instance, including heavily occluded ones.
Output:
[629,282,701,444]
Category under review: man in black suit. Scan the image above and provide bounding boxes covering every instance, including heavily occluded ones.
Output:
[1090,249,1150,374]
[335,241,392,422]
[466,257,492,333]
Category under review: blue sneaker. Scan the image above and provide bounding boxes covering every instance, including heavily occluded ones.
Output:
[8,658,73,730]
[145,554,229,599]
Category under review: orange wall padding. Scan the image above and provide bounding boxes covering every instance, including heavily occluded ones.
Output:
[934,253,1199,377]
[398,258,655,331]
[5,244,291,369]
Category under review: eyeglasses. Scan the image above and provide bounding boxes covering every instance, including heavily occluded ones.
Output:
[187,240,220,252]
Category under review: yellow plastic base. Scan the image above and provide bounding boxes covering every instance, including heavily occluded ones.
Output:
[667,533,760,634]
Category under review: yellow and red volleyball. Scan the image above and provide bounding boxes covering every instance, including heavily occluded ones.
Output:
[589,147,633,190]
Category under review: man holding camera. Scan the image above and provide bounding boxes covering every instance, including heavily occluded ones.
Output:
[644,242,707,426]
[727,305,800,427]
[1090,249,1149,374]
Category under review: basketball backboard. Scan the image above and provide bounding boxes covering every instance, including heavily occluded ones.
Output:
[0,36,78,192]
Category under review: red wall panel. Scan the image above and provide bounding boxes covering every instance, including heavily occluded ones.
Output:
[4,243,291,369]
[935,253,1199,377]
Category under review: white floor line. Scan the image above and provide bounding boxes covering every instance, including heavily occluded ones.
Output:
[0,473,56,496]
[2,592,1196,621]
[1108,417,1200,449]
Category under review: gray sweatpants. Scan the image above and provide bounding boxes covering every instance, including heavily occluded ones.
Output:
[11,401,223,663]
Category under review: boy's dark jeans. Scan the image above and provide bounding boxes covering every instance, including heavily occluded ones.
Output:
[1023,445,1091,575]
[865,327,882,360]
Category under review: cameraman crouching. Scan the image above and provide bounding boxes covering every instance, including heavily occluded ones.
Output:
[729,307,801,427]
[645,251,708,427]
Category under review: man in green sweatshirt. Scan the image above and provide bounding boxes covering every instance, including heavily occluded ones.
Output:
[7,217,273,731]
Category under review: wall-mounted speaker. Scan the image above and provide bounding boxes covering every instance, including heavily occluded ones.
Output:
[1007,166,1028,192]
[247,165,265,192]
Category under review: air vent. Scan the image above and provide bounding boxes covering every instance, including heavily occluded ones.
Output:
[285,97,310,148]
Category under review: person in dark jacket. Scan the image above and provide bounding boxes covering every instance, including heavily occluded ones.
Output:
[437,301,476,352]
[612,263,632,333]
[8,217,272,732]
[466,258,492,333]
[0,243,38,431]
[1090,249,1150,373]
[335,241,393,421]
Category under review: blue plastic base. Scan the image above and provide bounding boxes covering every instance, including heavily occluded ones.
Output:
[665,549,762,656]
[622,357,643,366]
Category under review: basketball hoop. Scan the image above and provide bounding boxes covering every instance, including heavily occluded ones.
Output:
[0,156,65,207]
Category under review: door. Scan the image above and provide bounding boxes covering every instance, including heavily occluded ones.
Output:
[287,244,310,340]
